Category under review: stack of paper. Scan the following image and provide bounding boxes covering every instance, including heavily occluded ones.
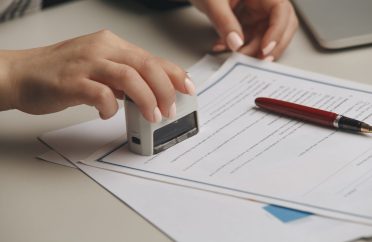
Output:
[38,54,372,242]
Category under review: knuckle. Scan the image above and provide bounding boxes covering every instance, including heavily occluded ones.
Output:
[140,55,158,71]
[172,65,186,80]
[118,66,137,80]
[59,68,80,84]
[213,12,232,27]
[79,42,104,60]
[81,30,115,57]
[96,29,114,40]
[95,86,112,102]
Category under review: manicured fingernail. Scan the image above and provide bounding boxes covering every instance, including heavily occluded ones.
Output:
[226,32,244,51]
[184,77,196,96]
[153,107,162,123]
[262,41,277,56]
[212,44,227,52]
[264,55,274,62]
[168,102,176,119]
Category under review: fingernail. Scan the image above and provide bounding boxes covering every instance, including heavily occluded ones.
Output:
[212,44,227,52]
[153,106,162,123]
[226,32,244,51]
[184,77,196,96]
[262,41,277,56]
[264,55,274,62]
[168,103,176,119]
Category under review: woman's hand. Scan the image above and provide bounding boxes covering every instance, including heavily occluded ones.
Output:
[0,30,195,122]
[189,0,298,61]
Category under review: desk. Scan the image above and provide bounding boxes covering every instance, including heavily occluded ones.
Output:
[0,1,371,241]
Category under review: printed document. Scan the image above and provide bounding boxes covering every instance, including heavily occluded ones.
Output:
[84,54,372,224]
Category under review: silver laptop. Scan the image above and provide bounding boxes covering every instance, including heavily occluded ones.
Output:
[292,0,372,49]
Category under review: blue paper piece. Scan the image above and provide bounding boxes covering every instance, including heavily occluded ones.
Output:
[264,205,313,223]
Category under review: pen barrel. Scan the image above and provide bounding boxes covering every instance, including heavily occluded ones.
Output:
[255,97,337,127]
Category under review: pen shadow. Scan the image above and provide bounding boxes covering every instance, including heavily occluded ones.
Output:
[254,107,371,138]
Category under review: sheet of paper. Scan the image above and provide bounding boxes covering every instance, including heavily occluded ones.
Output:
[39,54,372,241]
[38,150,372,242]
[38,151,75,168]
[264,205,312,223]
[84,53,372,225]
[187,54,226,84]
[38,109,125,162]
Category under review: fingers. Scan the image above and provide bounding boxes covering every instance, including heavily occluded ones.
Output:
[239,35,262,56]
[79,79,119,120]
[207,0,297,59]
[211,38,228,53]
[132,55,177,119]
[157,58,195,96]
[93,49,195,122]
[112,89,125,100]
[108,31,196,100]
[263,12,298,61]
[260,1,297,59]
[15,29,195,122]
[200,0,244,51]
[54,30,196,122]
[91,60,160,122]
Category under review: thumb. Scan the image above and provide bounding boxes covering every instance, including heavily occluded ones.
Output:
[204,1,244,51]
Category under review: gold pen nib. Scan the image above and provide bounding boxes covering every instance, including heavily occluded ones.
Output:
[361,123,372,133]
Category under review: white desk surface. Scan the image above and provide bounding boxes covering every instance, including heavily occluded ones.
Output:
[0,1,371,241]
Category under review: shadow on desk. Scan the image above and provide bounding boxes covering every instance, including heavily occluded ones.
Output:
[0,135,45,163]
[104,0,217,56]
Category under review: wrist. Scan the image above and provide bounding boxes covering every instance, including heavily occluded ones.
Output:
[0,51,14,111]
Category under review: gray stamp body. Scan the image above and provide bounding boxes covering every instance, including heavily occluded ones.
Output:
[125,93,199,156]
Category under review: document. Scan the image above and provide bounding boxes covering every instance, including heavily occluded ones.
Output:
[38,150,372,242]
[83,53,372,224]
[39,54,372,241]
[38,109,125,162]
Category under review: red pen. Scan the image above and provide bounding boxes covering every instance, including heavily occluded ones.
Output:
[255,97,372,133]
